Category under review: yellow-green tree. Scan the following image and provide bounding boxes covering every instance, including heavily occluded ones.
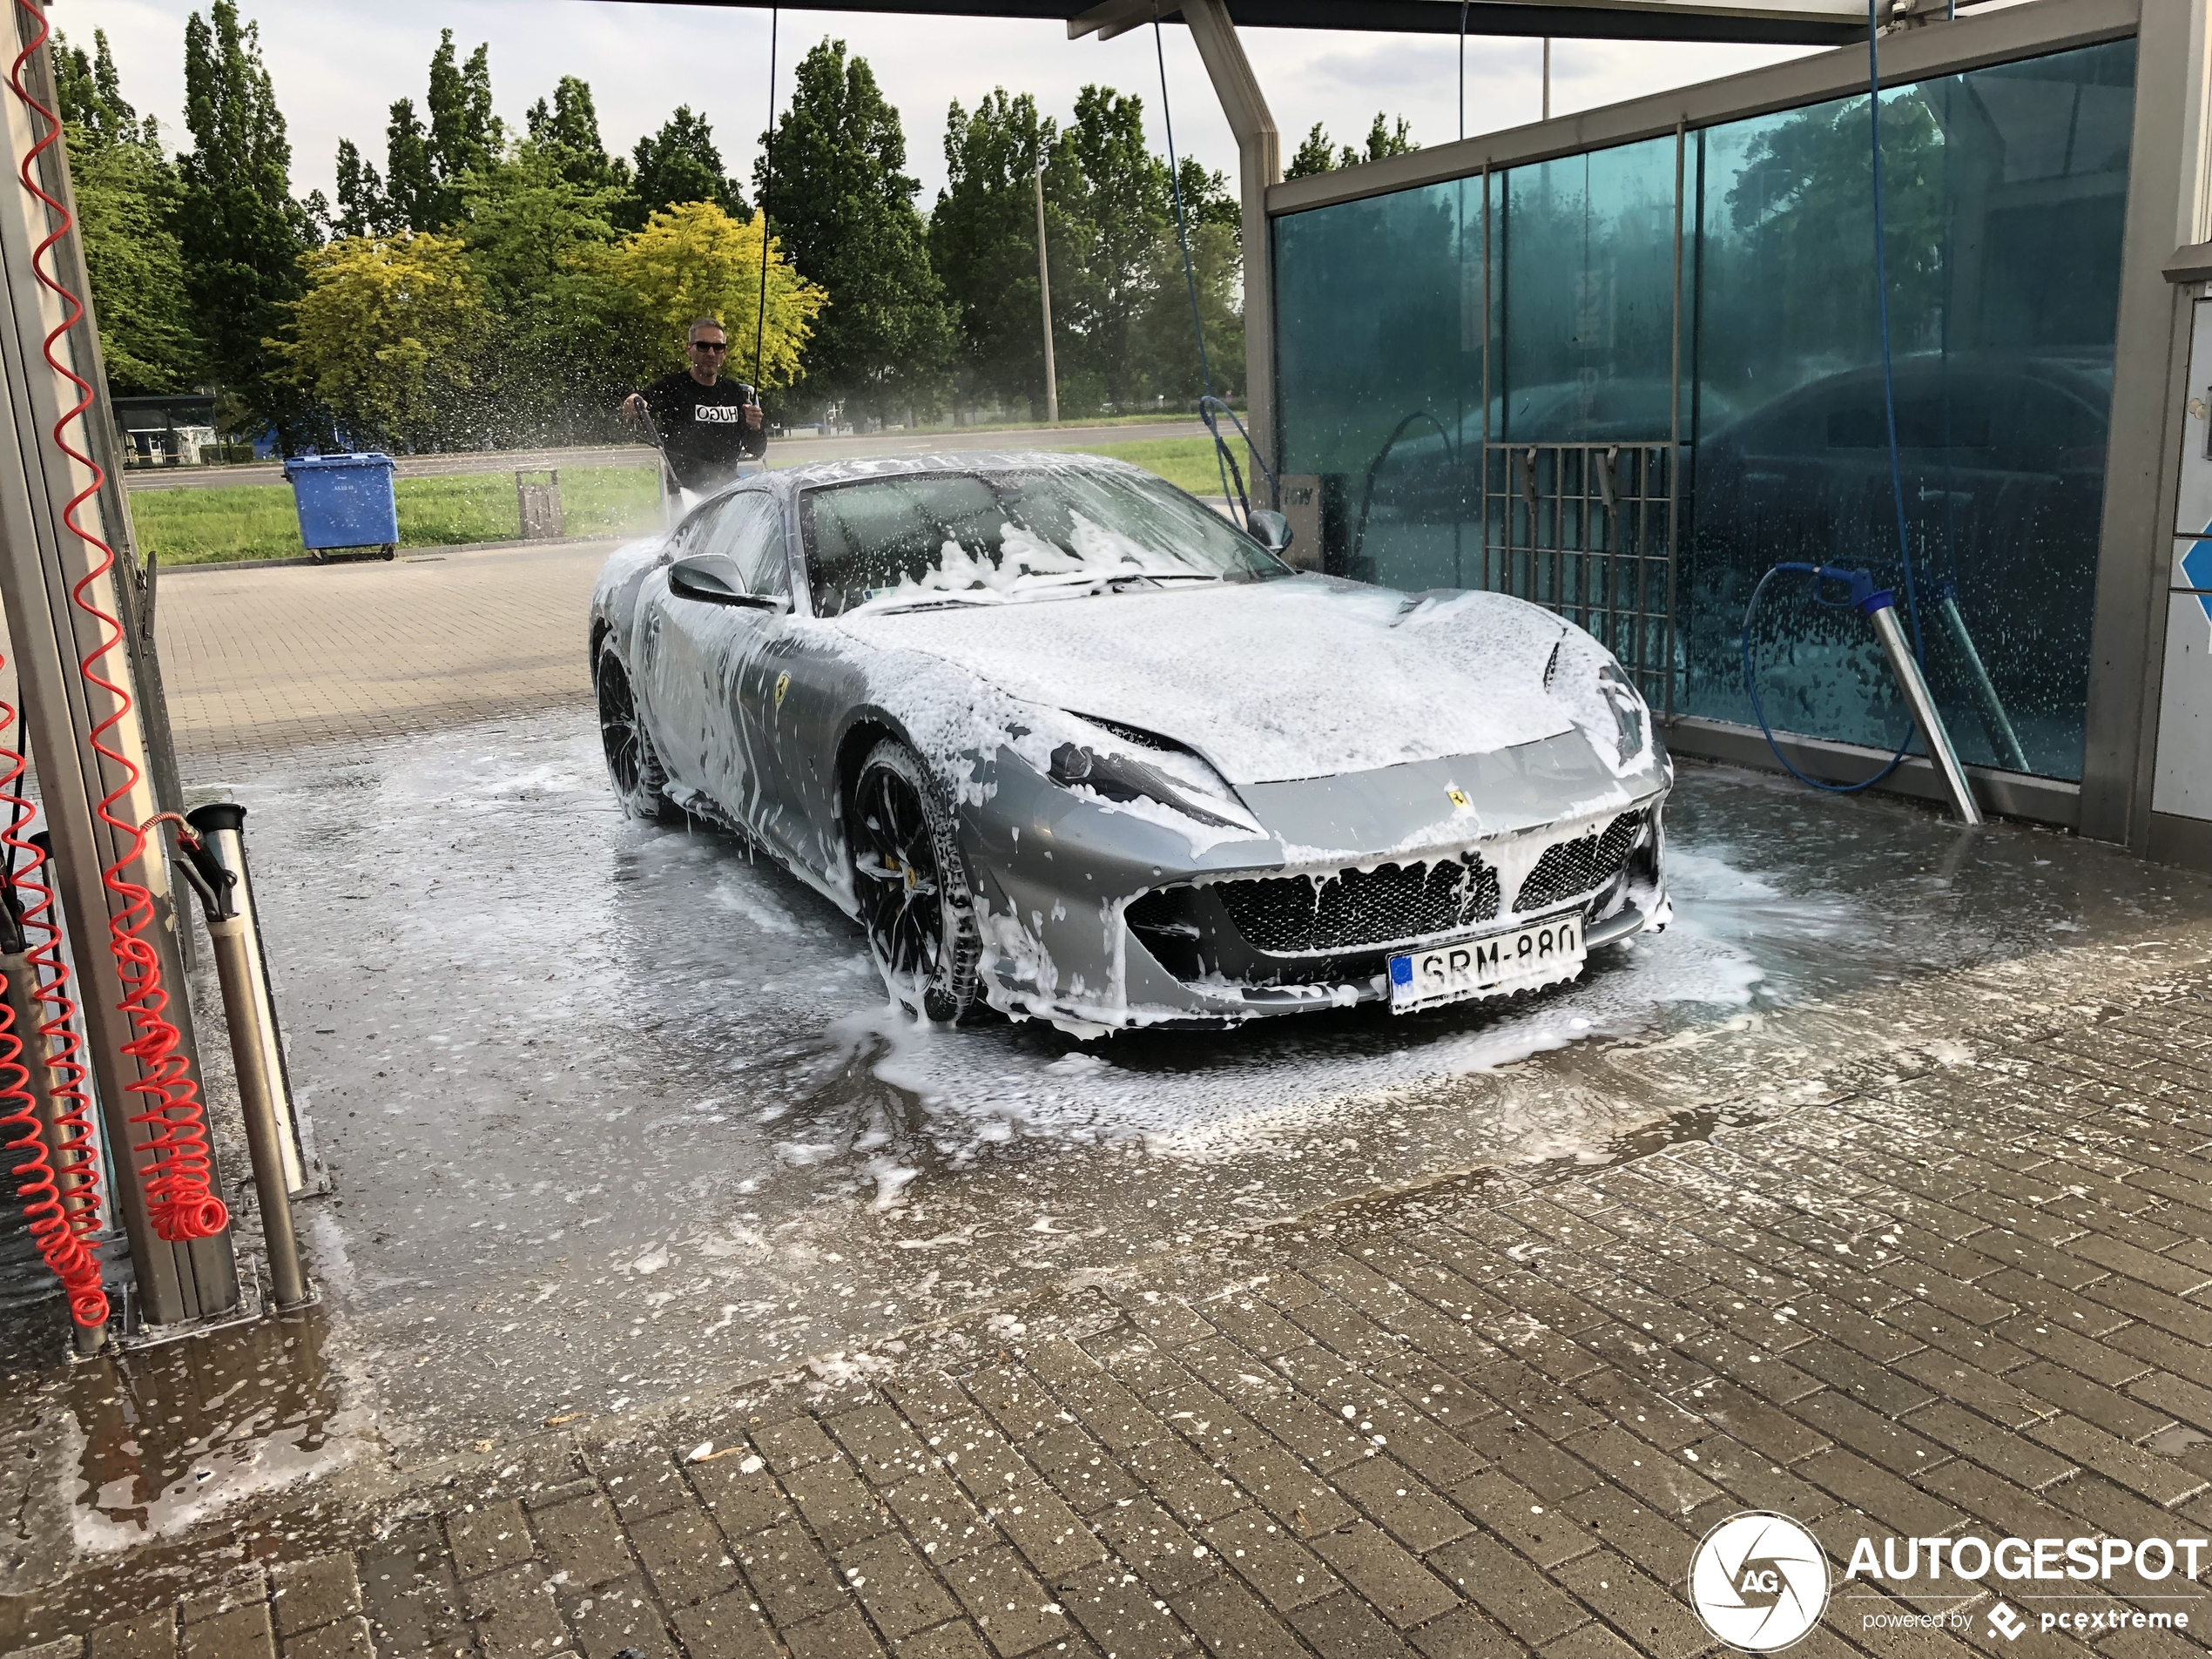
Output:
[582,200,824,392]
[269,231,490,450]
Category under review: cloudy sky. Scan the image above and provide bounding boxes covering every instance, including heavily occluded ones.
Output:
[71,1,1810,206]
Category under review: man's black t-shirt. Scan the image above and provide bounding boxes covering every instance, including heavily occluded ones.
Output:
[638,371,766,490]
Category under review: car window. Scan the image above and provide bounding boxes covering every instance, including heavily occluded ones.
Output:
[698,493,788,597]
[798,468,1288,617]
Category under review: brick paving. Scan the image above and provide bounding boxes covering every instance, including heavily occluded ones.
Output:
[12,943,2212,1659]
[150,541,610,765]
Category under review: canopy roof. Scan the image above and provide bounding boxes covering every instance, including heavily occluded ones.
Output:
[610,0,1917,47]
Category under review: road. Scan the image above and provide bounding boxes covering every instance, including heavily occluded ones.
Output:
[120,420,1215,492]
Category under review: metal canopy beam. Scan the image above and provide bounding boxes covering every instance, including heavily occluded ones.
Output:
[623,0,1874,47]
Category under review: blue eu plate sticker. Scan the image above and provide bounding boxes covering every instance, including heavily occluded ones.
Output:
[1389,956,1413,987]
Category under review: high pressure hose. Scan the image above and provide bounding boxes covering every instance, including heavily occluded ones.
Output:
[9,2,226,1243]
[1739,0,1928,792]
[0,699,107,1328]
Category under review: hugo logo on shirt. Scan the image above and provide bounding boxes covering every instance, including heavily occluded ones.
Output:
[694,403,746,424]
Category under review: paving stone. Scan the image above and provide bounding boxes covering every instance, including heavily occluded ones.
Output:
[783,1455,894,1552]
[269,1557,361,1641]
[1902,1401,2077,1489]
[1451,1469,1595,1569]
[180,1606,273,1659]
[752,1418,839,1475]
[591,1445,691,1524]
[1216,1435,1354,1536]
[964,1366,1064,1444]
[781,1607,884,1659]
[87,1607,175,1659]
[885,1467,996,1565]
[1560,1424,1723,1516]
[180,1574,267,1630]
[1290,1590,1413,1658]
[939,1547,1065,1659]
[1166,1574,1298,1658]
[2008,1360,2177,1444]
[467,1568,567,1659]
[1789,1393,1947,1481]
[1198,1508,1333,1614]
[2027,1414,2209,1508]
[360,1520,469,1656]
[838,1534,959,1642]
[448,1501,536,1580]
[669,1589,781,1659]
[1309,1521,1458,1629]
[274,1618,371,1659]
[888,1622,992,1659]
[7,1642,83,1659]
[559,1577,670,1659]
[732,1521,849,1628]
[991,1483,1104,1581]
[532,1494,634,1591]
[1333,1457,1473,1553]
[1027,1424,1139,1514]
[828,1404,933,1487]
[1095,1500,1217,1597]
[1679,1432,1840,1521]
[887,1372,974,1426]
[689,1458,792,1540]
[1405,1604,1525,1659]
[1052,1560,1192,1656]
[1553,1548,1708,1659]
[629,1503,741,1609]
[1430,1530,1588,1648]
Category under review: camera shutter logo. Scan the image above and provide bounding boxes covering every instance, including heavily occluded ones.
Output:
[1689,1513,1830,1651]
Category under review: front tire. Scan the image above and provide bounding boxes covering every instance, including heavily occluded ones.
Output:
[596,636,679,822]
[849,739,982,1023]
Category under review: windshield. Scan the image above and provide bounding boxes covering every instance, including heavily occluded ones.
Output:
[799,467,1290,617]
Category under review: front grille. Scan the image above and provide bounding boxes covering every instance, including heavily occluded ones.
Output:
[1514,811,1647,914]
[1195,857,1501,955]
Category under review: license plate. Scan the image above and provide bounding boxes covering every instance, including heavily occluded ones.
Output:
[1388,914,1585,1013]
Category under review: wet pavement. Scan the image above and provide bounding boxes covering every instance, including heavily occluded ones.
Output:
[4,710,2212,1625]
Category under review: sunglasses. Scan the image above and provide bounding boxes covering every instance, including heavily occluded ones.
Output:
[691,339,729,352]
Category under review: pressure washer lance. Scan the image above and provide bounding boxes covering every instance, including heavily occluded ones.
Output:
[0,853,104,1353]
[1744,563,1983,826]
[160,808,309,1311]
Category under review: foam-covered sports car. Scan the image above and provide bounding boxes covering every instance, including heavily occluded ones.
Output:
[589,452,1671,1035]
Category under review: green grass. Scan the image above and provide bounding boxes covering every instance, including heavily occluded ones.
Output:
[125,438,1229,566]
[128,466,664,564]
[1053,436,1239,498]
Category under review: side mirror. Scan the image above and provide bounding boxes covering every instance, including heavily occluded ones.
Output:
[1247,509,1293,556]
[670,554,783,610]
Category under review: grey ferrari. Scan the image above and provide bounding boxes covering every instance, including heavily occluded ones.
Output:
[589,452,1671,1035]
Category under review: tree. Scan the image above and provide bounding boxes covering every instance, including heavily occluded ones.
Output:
[334,137,387,238]
[631,108,747,225]
[383,98,438,231]
[527,76,631,195]
[426,30,498,192]
[1283,113,1418,179]
[578,201,825,394]
[930,90,1057,412]
[759,40,950,421]
[55,32,201,395]
[178,1,311,442]
[1061,84,1170,410]
[269,231,491,451]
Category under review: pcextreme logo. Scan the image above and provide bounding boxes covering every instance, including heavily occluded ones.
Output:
[1689,1513,1830,1651]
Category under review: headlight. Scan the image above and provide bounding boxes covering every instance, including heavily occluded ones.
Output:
[1020,709,1262,834]
[1547,630,1653,772]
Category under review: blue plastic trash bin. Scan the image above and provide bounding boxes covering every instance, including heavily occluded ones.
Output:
[284,453,399,561]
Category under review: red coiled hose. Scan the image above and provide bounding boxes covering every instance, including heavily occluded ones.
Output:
[0,692,107,1327]
[8,3,226,1243]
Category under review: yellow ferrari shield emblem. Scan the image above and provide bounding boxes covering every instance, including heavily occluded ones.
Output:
[773,671,790,709]
[1447,786,1470,809]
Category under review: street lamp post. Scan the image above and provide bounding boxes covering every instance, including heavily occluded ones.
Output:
[1034,158,1059,425]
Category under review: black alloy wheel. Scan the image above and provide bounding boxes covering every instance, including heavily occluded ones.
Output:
[850,738,981,1023]
[596,636,678,822]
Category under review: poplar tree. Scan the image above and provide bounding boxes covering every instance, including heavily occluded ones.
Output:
[930,90,1061,414]
[178,1,309,439]
[760,40,950,421]
[630,108,746,226]
[426,30,498,219]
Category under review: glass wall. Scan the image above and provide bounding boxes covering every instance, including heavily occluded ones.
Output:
[1273,37,2136,781]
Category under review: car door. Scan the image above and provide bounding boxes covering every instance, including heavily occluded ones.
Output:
[635,490,788,820]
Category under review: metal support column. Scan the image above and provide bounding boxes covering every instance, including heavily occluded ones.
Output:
[1178,0,1281,491]
[0,2,235,1327]
[2085,0,2212,849]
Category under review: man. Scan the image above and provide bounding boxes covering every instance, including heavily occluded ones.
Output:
[622,317,765,494]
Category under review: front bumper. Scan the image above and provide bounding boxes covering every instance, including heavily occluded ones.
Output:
[961,728,1671,1035]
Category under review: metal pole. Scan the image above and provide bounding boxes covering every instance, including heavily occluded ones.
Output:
[1035,161,1059,426]
[0,941,104,1352]
[0,6,234,1327]
[1667,118,1684,722]
[186,802,314,1194]
[1868,597,1983,824]
[1936,590,2029,772]
[1542,38,1552,121]
[174,807,307,1308]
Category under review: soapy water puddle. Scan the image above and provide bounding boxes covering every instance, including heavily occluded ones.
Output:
[5,708,2210,1602]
